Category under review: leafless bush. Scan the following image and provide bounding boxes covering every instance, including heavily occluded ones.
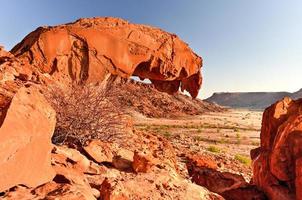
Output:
[44,84,127,146]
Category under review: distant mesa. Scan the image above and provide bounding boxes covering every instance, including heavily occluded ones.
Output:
[206,89,302,110]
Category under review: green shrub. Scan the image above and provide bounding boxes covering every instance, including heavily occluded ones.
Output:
[207,146,220,153]
[235,154,251,165]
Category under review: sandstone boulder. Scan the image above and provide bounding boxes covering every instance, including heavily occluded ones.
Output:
[52,145,91,173]
[11,17,202,97]
[187,154,267,200]
[112,155,133,171]
[99,167,223,200]
[83,140,113,163]
[0,86,56,192]
[51,145,100,200]
[132,151,156,173]
[251,97,302,200]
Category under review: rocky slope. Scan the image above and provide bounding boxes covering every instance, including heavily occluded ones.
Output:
[0,17,232,199]
[1,84,227,200]
[206,89,302,110]
[110,78,225,118]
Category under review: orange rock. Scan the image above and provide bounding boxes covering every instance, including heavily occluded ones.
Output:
[83,140,113,163]
[252,97,302,200]
[11,17,202,98]
[186,153,218,170]
[221,185,267,200]
[51,151,97,200]
[187,154,266,199]
[112,155,133,171]
[296,158,302,199]
[52,145,91,173]
[100,178,129,200]
[0,46,42,114]
[33,181,95,200]
[0,86,56,192]
[132,151,155,173]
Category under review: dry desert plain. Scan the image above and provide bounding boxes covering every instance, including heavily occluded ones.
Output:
[133,109,263,181]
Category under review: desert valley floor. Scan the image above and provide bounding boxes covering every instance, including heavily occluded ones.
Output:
[133,109,263,181]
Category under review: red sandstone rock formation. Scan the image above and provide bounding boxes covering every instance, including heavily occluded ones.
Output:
[187,154,267,200]
[251,97,302,200]
[0,86,56,192]
[0,17,226,199]
[11,17,202,98]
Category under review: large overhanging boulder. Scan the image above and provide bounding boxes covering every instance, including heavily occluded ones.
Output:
[11,17,202,98]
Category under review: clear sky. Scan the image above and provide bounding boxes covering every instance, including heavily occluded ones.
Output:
[1,0,301,99]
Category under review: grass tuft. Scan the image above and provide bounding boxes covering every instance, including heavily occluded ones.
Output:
[234,154,251,165]
[207,145,220,153]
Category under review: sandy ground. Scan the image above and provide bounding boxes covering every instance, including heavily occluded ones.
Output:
[132,109,263,180]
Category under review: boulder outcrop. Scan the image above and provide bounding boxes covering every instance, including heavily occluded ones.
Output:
[0,86,56,192]
[11,17,202,98]
[187,154,267,200]
[0,17,233,199]
[1,129,223,200]
[251,97,302,200]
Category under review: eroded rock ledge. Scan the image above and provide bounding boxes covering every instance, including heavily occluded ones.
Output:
[11,17,202,98]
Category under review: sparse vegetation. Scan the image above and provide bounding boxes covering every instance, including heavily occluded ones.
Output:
[135,123,259,132]
[207,145,220,153]
[45,84,125,145]
[235,154,251,165]
[251,141,260,146]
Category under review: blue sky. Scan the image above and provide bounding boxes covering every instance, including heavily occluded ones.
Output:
[1,0,301,98]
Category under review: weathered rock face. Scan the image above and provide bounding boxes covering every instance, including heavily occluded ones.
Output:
[187,154,267,200]
[0,47,27,111]
[0,86,56,192]
[251,97,302,200]
[0,46,47,115]
[11,17,202,97]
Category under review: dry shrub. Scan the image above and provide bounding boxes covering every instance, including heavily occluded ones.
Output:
[45,84,126,146]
